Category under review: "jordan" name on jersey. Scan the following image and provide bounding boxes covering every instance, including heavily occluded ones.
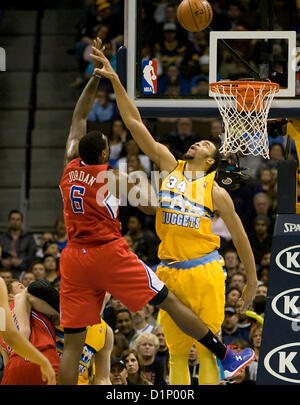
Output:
[68,170,96,186]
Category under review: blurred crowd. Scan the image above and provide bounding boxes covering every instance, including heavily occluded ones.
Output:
[1,0,300,386]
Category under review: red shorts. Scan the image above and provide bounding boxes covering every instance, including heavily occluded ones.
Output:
[1,348,59,385]
[59,238,165,328]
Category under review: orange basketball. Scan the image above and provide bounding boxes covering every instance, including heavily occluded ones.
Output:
[177,0,213,32]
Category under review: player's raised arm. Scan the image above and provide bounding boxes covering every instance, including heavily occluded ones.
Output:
[64,38,105,167]
[212,184,258,312]
[90,47,177,172]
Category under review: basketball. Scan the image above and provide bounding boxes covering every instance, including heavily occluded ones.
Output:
[177,0,213,32]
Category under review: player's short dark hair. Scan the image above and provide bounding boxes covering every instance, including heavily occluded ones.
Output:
[78,131,107,165]
[207,142,221,174]
[28,280,60,313]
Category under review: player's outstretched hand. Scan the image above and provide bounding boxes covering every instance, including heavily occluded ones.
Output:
[90,46,117,81]
[40,357,56,385]
[237,282,257,314]
[92,37,106,70]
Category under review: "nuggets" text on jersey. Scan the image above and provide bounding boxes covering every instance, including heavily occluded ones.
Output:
[162,211,200,229]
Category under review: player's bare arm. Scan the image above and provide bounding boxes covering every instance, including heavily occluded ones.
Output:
[13,289,32,339]
[14,290,60,340]
[212,183,258,312]
[90,47,177,172]
[64,38,105,167]
[0,278,56,385]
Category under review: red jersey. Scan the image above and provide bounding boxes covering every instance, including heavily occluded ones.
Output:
[0,302,60,385]
[0,302,57,357]
[59,158,122,247]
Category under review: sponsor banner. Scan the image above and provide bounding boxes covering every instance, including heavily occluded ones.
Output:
[142,60,157,94]
[257,214,300,384]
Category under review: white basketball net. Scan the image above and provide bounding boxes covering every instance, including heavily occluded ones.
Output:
[210,81,279,159]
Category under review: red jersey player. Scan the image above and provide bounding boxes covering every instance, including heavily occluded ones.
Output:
[0,280,60,385]
[58,38,255,385]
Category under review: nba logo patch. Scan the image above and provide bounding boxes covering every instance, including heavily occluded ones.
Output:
[142,60,157,94]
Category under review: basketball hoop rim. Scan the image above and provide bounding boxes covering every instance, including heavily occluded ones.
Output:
[209,80,280,95]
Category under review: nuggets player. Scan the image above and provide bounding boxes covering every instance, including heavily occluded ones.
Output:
[58,38,254,385]
[91,44,258,385]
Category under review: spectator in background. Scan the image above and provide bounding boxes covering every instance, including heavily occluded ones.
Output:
[0,210,37,279]
[131,307,154,336]
[29,261,47,281]
[43,241,60,260]
[111,332,129,359]
[153,324,169,367]
[73,0,123,87]
[163,118,200,158]
[221,306,250,345]
[249,215,273,265]
[157,64,189,95]
[127,154,147,174]
[126,215,159,267]
[256,284,268,298]
[144,304,157,328]
[265,142,285,169]
[141,5,157,44]
[0,270,13,283]
[155,22,192,70]
[102,295,126,331]
[54,219,67,252]
[225,287,242,308]
[117,139,151,175]
[259,268,269,286]
[190,76,209,96]
[141,41,163,77]
[135,332,165,385]
[121,349,151,385]
[258,250,271,270]
[190,54,210,88]
[254,167,274,194]
[207,119,223,148]
[227,272,247,292]
[87,89,116,122]
[223,248,240,278]
[110,358,128,385]
[108,119,128,168]
[35,232,54,259]
[163,80,181,97]
[247,192,273,234]
[224,2,247,30]
[155,2,187,43]
[114,309,138,347]
[248,323,263,382]
[123,234,135,253]
[20,271,36,288]
[42,255,59,286]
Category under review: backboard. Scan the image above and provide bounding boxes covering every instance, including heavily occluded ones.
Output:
[121,0,300,118]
